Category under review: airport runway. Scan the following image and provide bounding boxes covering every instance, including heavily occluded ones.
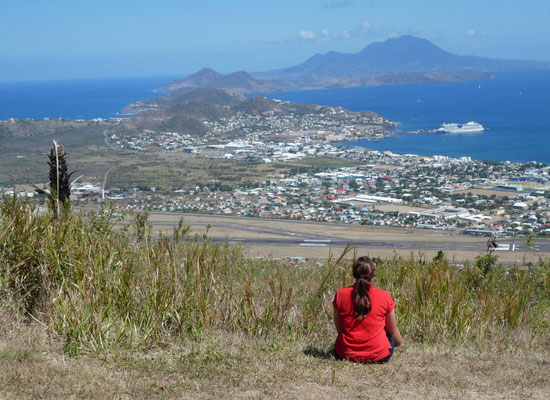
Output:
[148,212,550,254]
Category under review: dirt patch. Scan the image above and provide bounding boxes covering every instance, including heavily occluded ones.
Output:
[456,188,523,197]
[374,204,429,214]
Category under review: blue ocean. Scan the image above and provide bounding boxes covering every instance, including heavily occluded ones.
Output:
[1,70,549,163]
[265,70,550,164]
[0,76,174,120]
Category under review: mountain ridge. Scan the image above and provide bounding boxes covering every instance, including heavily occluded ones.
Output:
[122,35,550,115]
[157,69,281,95]
[256,35,550,84]
[121,87,245,115]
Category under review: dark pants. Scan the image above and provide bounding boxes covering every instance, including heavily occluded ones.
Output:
[376,333,395,364]
[334,333,395,364]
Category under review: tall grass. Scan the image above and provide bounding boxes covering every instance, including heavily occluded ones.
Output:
[1,195,549,355]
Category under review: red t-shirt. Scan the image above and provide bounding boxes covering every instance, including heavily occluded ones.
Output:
[333,284,396,362]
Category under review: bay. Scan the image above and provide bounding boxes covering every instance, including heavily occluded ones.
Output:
[264,70,550,164]
[2,70,549,164]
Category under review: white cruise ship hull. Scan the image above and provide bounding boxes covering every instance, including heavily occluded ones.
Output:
[438,121,484,133]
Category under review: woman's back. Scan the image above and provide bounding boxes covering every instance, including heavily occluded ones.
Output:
[333,284,395,362]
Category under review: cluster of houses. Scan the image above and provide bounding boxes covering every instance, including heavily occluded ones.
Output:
[100,148,550,237]
[6,113,550,237]
[107,107,394,154]
[109,130,197,152]
[203,108,391,141]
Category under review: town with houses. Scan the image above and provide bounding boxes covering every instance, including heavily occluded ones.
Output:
[6,144,550,239]
[113,149,550,238]
[98,105,550,238]
[108,102,394,155]
[3,103,550,239]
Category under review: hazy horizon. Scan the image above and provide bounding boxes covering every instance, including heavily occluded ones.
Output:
[2,0,550,82]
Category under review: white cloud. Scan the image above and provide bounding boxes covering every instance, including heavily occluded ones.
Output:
[362,20,373,31]
[321,28,330,38]
[466,29,487,38]
[341,30,352,39]
[299,30,316,40]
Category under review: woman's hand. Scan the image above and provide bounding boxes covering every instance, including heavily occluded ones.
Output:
[385,309,404,347]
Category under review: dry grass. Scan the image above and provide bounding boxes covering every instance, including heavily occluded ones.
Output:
[2,196,550,399]
[245,245,549,265]
[1,312,549,399]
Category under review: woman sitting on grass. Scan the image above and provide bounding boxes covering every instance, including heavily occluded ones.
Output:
[333,256,403,363]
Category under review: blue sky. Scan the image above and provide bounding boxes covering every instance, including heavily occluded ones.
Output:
[1,0,549,81]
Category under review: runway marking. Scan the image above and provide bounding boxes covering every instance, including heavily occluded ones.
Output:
[299,243,327,247]
[512,244,515,251]
[495,244,510,251]
[303,240,332,243]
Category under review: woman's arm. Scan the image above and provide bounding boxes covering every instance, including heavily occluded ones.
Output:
[385,309,404,347]
[333,306,342,334]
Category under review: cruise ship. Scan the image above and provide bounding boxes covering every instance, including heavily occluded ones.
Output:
[437,121,484,133]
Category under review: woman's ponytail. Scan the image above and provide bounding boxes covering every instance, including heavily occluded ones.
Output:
[352,257,376,319]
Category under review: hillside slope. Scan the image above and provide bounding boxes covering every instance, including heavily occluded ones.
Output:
[158,69,282,95]
[1,199,549,398]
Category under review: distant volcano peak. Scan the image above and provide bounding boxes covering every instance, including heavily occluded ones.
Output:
[256,34,550,84]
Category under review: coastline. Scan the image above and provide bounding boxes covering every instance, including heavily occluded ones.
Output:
[265,70,550,165]
[2,70,550,164]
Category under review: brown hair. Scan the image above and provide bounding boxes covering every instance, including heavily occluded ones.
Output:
[352,256,376,319]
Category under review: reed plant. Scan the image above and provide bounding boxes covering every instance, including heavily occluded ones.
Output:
[1,195,549,356]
